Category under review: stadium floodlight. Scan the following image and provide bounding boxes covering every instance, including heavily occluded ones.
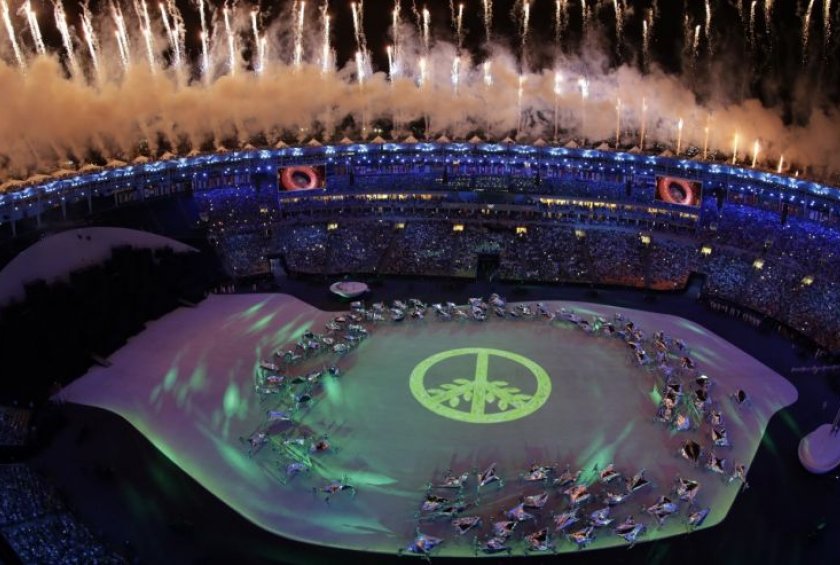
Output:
[801,275,814,286]
[753,258,765,270]
[700,245,712,256]
[452,224,464,232]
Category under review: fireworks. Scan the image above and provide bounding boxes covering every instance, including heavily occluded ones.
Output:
[483,0,493,43]
[676,118,684,156]
[53,1,79,80]
[223,4,236,75]
[321,5,332,74]
[293,1,306,70]
[0,0,836,180]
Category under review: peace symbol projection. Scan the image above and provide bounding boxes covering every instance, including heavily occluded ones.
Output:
[409,348,551,424]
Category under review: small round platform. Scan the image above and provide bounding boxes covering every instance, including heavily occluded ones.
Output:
[798,424,840,474]
[329,281,369,298]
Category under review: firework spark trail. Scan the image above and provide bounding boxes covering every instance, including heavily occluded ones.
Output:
[134,0,157,74]
[456,2,464,52]
[293,1,306,69]
[386,45,394,79]
[581,0,588,32]
[520,0,530,68]
[159,0,187,74]
[418,55,427,87]
[764,0,773,36]
[448,0,464,50]
[257,36,267,75]
[578,76,589,137]
[80,4,100,82]
[1,0,25,69]
[251,9,264,74]
[703,114,711,160]
[53,1,80,79]
[355,50,365,84]
[752,139,760,167]
[483,0,492,43]
[23,0,46,56]
[451,55,460,94]
[160,3,178,70]
[391,1,401,66]
[612,0,623,49]
[749,0,757,48]
[421,6,430,54]
[640,97,648,150]
[197,0,211,81]
[351,1,368,57]
[683,13,692,65]
[693,24,701,64]
[223,4,236,75]
[321,2,332,74]
[705,0,713,54]
[642,16,650,71]
[825,0,833,48]
[554,0,566,47]
[111,2,132,71]
[803,0,816,62]
[482,60,492,86]
[676,117,684,155]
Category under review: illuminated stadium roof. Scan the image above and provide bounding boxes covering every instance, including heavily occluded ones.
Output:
[1,143,838,208]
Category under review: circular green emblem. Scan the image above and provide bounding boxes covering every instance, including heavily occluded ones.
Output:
[409,348,551,424]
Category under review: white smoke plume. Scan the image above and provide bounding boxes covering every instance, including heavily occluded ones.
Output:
[0,1,837,182]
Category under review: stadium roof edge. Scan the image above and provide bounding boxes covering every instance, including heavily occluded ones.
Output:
[0,143,837,206]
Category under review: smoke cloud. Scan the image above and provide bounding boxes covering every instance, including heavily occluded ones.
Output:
[0,1,838,183]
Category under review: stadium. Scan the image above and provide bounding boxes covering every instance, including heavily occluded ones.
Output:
[2,1,840,564]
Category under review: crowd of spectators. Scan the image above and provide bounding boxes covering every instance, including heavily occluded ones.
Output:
[199,179,840,353]
[0,406,31,447]
[0,464,123,563]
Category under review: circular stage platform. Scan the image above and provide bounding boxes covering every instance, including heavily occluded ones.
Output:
[59,294,797,557]
[329,281,369,299]
[798,424,840,474]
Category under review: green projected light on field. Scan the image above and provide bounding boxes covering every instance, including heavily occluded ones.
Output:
[409,347,552,424]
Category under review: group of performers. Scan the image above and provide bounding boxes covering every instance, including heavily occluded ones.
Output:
[246,294,753,557]
[400,458,716,558]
